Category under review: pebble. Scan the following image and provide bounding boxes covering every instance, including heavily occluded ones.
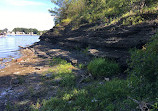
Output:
[35,67,41,70]
[91,98,98,102]
[104,77,110,81]
[71,60,77,64]
[13,72,20,74]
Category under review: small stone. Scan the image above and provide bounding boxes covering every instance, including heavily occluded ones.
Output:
[104,77,110,81]
[35,67,41,70]
[91,98,98,102]
[71,60,77,64]
[13,72,20,74]
[99,82,104,84]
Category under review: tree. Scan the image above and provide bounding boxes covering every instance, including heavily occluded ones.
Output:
[12,28,40,34]
[49,0,157,27]
[3,28,8,33]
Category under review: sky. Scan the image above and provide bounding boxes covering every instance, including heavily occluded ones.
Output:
[0,0,55,31]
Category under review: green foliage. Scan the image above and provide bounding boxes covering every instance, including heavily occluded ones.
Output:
[151,99,158,111]
[48,57,76,87]
[49,57,68,66]
[61,18,71,26]
[32,79,135,111]
[50,0,158,27]
[31,99,41,110]
[16,76,25,85]
[39,30,48,35]
[128,31,158,99]
[82,47,89,54]
[77,63,86,69]
[0,28,8,33]
[87,58,120,78]
[122,15,144,25]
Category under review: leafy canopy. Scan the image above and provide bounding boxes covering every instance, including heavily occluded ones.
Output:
[49,0,157,26]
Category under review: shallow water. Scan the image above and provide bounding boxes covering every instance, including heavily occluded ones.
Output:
[0,35,39,68]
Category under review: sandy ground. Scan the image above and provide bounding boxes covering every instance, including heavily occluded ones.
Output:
[0,48,51,76]
[0,48,55,110]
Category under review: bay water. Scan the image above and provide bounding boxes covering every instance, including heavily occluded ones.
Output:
[0,35,40,69]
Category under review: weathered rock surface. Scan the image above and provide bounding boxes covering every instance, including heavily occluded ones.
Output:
[39,20,158,68]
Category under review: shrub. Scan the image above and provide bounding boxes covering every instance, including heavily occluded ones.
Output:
[128,31,158,99]
[87,58,120,78]
[88,79,133,111]
[61,18,71,26]
[122,15,144,25]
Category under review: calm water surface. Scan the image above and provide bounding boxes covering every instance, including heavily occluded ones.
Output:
[0,35,39,68]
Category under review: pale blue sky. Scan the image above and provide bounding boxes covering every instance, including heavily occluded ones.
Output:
[0,0,55,31]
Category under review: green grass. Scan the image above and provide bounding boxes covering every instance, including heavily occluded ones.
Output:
[77,63,86,69]
[31,79,138,111]
[82,47,90,55]
[49,57,68,66]
[87,58,120,78]
[31,58,132,111]
[46,58,76,87]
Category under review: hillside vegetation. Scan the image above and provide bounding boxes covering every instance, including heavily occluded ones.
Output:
[50,0,158,28]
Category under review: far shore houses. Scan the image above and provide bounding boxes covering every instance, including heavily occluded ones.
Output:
[7,31,36,35]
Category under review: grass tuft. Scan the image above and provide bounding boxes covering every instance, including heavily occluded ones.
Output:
[87,58,120,78]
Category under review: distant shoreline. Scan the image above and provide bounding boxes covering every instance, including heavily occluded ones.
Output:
[7,34,39,36]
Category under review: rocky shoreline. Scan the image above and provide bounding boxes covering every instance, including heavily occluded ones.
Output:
[0,41,90,110]
[0,17,158,110]
[0,46,52,110]
[40,20,158,69]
